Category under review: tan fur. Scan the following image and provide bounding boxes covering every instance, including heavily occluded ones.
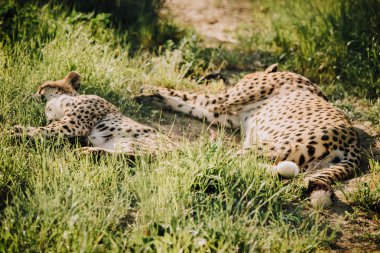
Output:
[12,72,166,156]
[136,66,361,207]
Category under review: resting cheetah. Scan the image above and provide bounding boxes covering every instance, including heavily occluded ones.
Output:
[11,72,166,156]
[136,64,361,207]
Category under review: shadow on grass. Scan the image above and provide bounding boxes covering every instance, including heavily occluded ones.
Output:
[355,127,380,171]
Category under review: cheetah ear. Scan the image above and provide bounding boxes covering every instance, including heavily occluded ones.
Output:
[264,64,278,74]
[65,71,81,90]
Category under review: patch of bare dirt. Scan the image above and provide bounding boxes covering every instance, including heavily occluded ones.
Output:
[163,0,254,45]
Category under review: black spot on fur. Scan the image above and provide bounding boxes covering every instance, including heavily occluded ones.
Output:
[99,126,109,131]
[103,134,113,140]
[320,152,330,160]
[63,125,70,132]
[321,135,329,141]
[331,157,341,163]
[307,145,315,156]
[282,149,292,160]
[299,154,305,166]
[96,123,105,129]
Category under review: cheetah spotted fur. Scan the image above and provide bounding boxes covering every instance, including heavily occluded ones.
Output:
[12,72,166,156]
[136,64,361,207]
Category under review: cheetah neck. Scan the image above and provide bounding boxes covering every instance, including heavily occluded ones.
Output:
[45,94,74,121]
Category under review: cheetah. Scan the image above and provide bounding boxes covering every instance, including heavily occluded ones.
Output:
[11,72,167,156]
[136,64,361,207]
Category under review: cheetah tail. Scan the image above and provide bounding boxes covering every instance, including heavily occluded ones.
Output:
[259,161,300,178]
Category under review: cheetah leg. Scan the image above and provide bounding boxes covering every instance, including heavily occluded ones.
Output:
[11,116,92,138]
[139,85,228,107]
[139,79,276,115]
[304,153,360,208]
[156,95,240,128]
[136,86,240,129]
[75,146,136,156]
[206,75,280,114]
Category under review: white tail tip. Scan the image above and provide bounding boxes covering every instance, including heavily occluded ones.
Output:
[276,161,299,178]
[310,190,332,208]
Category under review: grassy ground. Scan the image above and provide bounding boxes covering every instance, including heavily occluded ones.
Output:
[0,0,379,251]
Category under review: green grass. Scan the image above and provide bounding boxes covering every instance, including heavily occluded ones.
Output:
[0,0,379,251]
[0,135,334,251]
[0,2,338,252]
[345,160,380,243]
[334,98,380,127]
[348,160,380,213]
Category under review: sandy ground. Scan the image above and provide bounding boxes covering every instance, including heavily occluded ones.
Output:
[162,0,254,45]
[157,0,380,251]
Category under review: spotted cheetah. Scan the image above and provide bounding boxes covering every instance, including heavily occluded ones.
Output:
[136,64,361,207]
[11,72,166,156]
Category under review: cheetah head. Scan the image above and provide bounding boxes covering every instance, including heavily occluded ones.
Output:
[34,72,81,101]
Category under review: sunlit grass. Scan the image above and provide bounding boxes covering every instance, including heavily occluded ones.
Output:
[0,2,339,251]
[1,0,379,251]
[348,160,380,213]
[0,134,334,251]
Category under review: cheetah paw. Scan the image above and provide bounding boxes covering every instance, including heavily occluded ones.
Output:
[10,125,25,135]
[310,190,332,208]
[303,178,333,209]
[9,125,38,138]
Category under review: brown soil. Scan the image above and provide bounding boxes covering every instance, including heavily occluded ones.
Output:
[157,0,380,251]
[162,0,254,45]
